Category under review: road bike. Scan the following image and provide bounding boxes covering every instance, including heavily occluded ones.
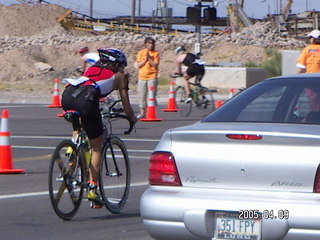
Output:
[48,98,133,221]
[171,74,217,117]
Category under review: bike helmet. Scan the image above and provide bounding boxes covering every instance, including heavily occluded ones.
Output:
[97,47,127,66]
[79,46,89,53]
[174,46,186,55]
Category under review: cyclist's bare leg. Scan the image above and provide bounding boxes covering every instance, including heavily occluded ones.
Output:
[88,134,103,183]
[71,131,78,142]
[183,73,192,96]
[87,134,104,208]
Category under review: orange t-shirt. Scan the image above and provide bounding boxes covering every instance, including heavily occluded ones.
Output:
[297,44,320,73]
[136,49,160,80]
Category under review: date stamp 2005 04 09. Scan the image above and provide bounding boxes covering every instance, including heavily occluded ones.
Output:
[238,209,289,220]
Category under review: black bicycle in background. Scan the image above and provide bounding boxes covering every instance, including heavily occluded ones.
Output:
[48,98,133,220]
[171,74,217,117]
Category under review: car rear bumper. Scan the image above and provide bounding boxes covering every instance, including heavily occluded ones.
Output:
[140,186,320,240]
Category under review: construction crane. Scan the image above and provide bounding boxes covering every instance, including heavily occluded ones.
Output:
[227,0,252,32]
[281,0,293,19]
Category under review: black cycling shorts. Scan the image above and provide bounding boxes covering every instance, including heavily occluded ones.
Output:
[61,85,103,139]
[186,64,205,83]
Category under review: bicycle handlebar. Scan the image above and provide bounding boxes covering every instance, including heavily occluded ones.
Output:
[169,73,183,78]
[100,99,134,135]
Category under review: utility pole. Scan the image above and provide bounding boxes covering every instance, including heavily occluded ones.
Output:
[138,0,141,16]
[90,0,93,18]
[131,0,136,24]
[195,1,201,55]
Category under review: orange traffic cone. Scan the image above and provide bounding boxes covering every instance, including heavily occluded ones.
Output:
[0,109,24,174]
[48,78,62,108]
[162,80,179,112]
[215,99,223,108]
[229,88,235,99]
[140,86,162,122]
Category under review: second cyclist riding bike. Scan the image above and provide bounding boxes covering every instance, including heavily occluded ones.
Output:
[172,74,217,117]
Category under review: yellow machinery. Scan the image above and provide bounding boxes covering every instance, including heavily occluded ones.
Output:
[56,9,182,35]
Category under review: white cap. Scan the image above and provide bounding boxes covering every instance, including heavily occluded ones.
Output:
[307,30,320,39]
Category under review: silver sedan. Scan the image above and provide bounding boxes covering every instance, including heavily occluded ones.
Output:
[140,73,320,240]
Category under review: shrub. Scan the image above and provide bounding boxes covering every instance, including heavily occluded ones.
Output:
[245,48,281,77]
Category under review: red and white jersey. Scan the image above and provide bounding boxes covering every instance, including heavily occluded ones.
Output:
[83,66,115,96]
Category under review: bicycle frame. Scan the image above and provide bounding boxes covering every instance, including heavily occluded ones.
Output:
[103,137,122,178]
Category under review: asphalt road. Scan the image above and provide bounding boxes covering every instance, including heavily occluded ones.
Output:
[0,102,207,240]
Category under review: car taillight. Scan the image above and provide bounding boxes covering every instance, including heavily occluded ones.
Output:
[149,151,182,186]
[226,134,262,140]
[313,165,320,193]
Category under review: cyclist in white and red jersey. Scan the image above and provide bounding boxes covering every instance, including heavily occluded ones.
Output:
[79,46,100,74]
[62,47,137,208]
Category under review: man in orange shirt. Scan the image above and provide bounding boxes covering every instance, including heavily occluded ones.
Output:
[135,37,160,119]
[297,30,320,73]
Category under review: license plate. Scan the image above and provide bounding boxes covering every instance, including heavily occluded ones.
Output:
[214,211,261,240]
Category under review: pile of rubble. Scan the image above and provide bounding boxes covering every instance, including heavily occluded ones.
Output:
[0,3,307,90]
[218,21,306,49]
[0,21,306,53]
[0,3,306,52]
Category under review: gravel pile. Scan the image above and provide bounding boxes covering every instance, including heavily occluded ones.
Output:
[0,19,306,53]
[0,3,306,91]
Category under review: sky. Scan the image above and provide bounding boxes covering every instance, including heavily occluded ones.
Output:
[0,0,319,19]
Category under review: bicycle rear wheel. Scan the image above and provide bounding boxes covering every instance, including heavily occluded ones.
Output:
[175,86,192,117]
[197,88,215,117]
[99,136,131,213]
[48,140,85,220]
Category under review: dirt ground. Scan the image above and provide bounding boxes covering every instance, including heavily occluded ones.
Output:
[0,3,270,98]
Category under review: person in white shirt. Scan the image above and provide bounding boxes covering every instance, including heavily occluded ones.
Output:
[79,46,100,74]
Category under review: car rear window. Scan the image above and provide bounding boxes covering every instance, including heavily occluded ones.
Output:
[203,77,320,124]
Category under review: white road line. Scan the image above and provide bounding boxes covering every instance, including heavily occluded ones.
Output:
[11,135,160,142]
[12,145,153,153]
[12,145,56,150]
[0,181,149,200]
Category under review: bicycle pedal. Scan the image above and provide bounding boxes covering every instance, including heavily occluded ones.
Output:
[90,201,103,209]
[56,176,64,182]
[108,172,121,177]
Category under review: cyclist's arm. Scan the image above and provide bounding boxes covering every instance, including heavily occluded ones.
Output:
[80,56,87,74]
[114,72,137,125]
[174,54,186,75]
[176,62,182,74]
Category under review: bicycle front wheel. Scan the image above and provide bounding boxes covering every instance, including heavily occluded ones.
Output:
[48,140,85,220]
[175,86,192,117]
[99,136,131,213]
[197,88,215,117]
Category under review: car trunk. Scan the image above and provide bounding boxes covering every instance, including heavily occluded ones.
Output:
[162,122,320,193]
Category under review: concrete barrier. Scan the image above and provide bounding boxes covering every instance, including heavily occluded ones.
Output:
[281,50,300,75]
[178,66,268,89]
